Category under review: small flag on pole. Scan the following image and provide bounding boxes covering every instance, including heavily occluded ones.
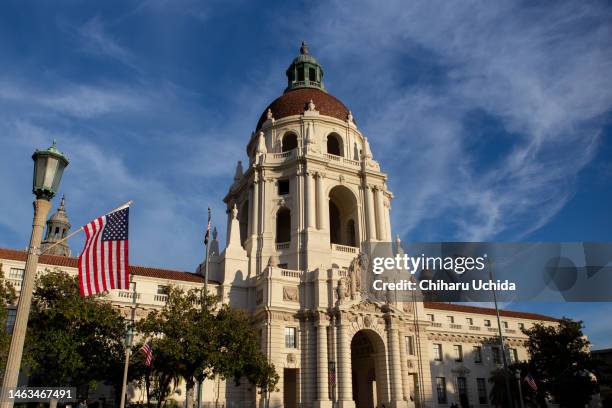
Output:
[204,209,211,245]
[525,373,538,391]
[140,342,153,366]
[78,207,130,297]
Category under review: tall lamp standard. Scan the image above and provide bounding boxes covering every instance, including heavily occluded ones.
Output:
[0,141,69,408]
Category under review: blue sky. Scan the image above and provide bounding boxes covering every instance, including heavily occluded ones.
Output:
[0,1,611,347]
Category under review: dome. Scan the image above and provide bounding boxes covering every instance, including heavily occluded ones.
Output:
[256,88,351,130]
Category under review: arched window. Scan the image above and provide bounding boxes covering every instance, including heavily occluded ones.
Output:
[276,208,291,243]
[282,133,298,152]
[328,186,358,246]
[239,200,249,247]
[327,133,343,156]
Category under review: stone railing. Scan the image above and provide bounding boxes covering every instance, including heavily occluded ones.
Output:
[331,243,358,254]
[5,278,22,290]
[280,269,302,279]
[449,324,463,329]
[487,327,498,332]
[431,322,442,328]
[469,326,481,331]
[505,329,516,334]
[153,294,168,303]
[342,158,360,166]
[276,242,290,250]
[324,153,342,162]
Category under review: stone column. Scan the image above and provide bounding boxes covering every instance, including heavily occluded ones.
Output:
[251,178,259,237]
[315,320,331,408]
[366,185,377,240]
[374,187,385,240]
[316,172,325,230]
[398,330,412,406]
[336,318,355,408]
[247,187,254,237]
[306,171,316,229]
[387,320,407,408]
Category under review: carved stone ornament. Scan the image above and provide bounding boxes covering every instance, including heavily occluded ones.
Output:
[266,108,273,120]
[307,99,316,111]
[287,353,296,363]
[337,277,348,302]
[364,315,373,328]
[283,286,299,302]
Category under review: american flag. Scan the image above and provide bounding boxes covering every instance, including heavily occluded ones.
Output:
[78,207,129,297]
[140,342,153,367]
[329,362,336,387]
[525,373,538,391]
[204,209,211,245]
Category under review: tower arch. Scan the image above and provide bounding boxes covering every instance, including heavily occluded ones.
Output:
[328,185,359,247]
[281,132,298,152]
[275,206,291,244]
[326,132,344,156]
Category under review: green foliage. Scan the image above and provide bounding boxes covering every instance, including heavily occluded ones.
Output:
[23,269,127,396]
[0,263,17,381]
[134,287,278,408]
[521,318,600,407]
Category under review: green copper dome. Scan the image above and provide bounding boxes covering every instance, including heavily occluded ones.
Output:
[285,41,326,93]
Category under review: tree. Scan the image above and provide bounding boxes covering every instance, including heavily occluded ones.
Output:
[0,263,17,382]
[521,318,600,407]
[24,269,127,403]
[136,287,278,408]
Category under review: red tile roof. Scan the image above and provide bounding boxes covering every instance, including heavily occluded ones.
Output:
[424,301,558,322]
[0,247,218,284]
[257,88,350,130]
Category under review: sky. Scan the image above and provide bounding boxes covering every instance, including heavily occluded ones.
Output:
[0,1,611,347]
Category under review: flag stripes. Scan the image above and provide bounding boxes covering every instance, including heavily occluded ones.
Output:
[78,208,129,297]
[140,342,153,366]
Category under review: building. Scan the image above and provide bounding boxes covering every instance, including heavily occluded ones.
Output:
[2,43,562,408]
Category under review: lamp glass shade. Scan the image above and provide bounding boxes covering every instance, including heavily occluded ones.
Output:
[32,142,69,200]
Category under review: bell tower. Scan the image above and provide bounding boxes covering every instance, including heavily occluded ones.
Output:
[40,195,72,257]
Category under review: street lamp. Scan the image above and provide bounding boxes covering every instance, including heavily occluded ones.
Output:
[515,371,525,408]
[0,141,69,408]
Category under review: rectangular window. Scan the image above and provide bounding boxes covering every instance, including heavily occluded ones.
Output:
[278,180,290,195]
[6,309,16,333]
[473,346,483,363]
[509,348,519,363]
[466,317,473,325]
[308,67,316,82]
[519,322,525,330]
[447,315,454,324]
[433,343,442,361]
[405,336,415,356]
[285,327,297,348]
[427,314,435,322]
[436,377,447,404]
[157,285,169,295]
[453,344,463,362]
[484,319,491,327]
[457,377,468,400]
[297,67,304,81]
[503,321,509,328]
[477,378,487,404]
[9,268,24,280]
[492,346,501,364]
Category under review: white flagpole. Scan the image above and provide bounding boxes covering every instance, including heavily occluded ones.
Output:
[120,276,138,408]
[39,200,133,256]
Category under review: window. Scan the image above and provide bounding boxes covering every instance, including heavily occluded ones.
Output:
[6,309,16,333]
[519,322,525,330]
[326,133,343,156]
[447,316,454,324]
[509,348,519,363]
[492,346,501,364]
[281,133,298,152]
[473,346,482,363]
[9,268,24,280]
[503,321,509,329]
[308,67,316,81]
[405,336,415,356]
[466,317,473,325]
[157,285,169,295]
[427,314,435,322]
[297,67,304,82]
[285,327,297,348]
[457,377,468,402]
[278,180,290,195]
[477,378,487,404]
[436,377,447,404]
[276,208,291,243]
[433,344,442,361]
[54,226,60,235]
[453,345,463,362]
[484,319,491,327]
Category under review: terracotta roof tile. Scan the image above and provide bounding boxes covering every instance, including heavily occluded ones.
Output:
[0,247,217,284]
[256,88,350,130]
[424,301,558,322]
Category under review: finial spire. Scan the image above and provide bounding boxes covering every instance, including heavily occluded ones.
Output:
[59,194,66,210]
[300,41,309,55]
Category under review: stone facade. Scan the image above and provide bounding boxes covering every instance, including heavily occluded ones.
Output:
[1,44,563,408]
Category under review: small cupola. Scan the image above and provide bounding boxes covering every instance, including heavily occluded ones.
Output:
[285,41,326,93]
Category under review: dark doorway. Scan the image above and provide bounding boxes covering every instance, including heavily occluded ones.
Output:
[283,368,298,408]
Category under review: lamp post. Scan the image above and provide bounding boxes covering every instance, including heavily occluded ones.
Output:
[515,371,525,408]
[0,141,69,408]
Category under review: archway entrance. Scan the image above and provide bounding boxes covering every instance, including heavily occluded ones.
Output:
[328,185,359,247]
[351,330,389,408]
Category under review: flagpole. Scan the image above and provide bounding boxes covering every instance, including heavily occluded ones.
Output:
[119,276,137,408]
[489,260,514,408]
[198,208,212,408]
[39,200,133,256]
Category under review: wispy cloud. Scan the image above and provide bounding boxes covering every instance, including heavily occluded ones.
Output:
[307,0,612,240]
